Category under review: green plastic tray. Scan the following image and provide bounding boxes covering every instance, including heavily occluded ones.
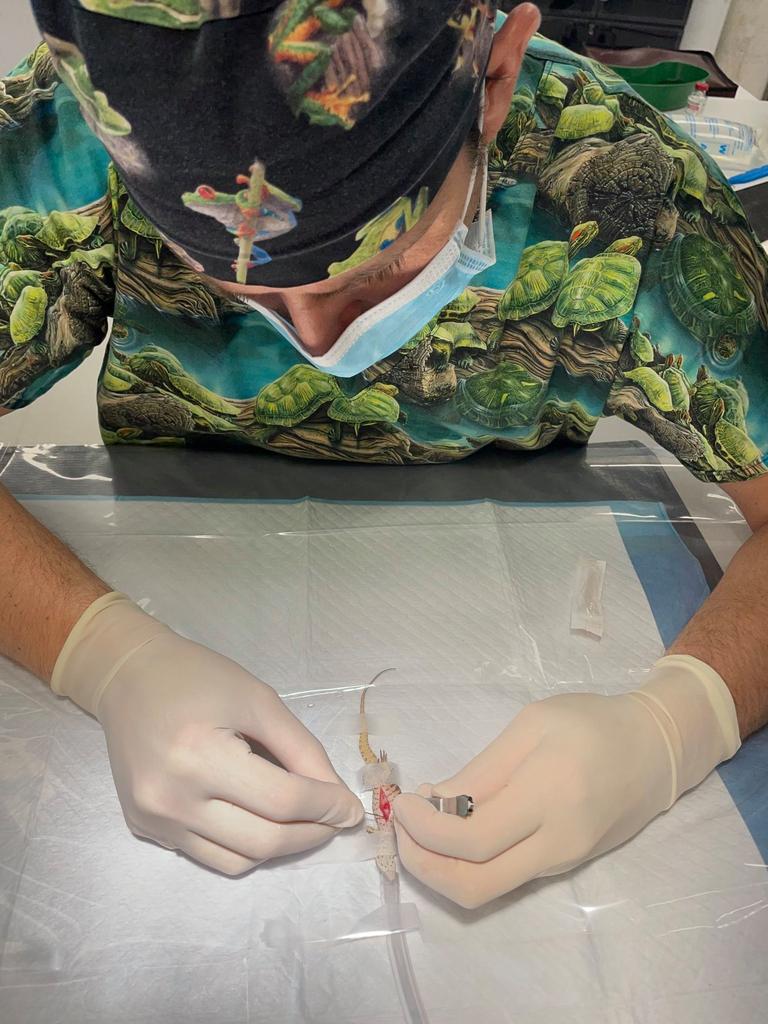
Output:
[608,61,710,111]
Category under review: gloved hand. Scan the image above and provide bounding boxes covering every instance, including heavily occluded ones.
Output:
[394,656,741,908]
[52,592,363,874]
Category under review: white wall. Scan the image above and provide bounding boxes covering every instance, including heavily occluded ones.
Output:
[1,0,41,71]
[682,0,768,99]
[716,0,768,99]
[681,0,733,51]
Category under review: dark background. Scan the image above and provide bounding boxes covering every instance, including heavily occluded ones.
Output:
[500,0,694,53]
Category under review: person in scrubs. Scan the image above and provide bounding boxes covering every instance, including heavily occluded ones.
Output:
[1,0,766,906]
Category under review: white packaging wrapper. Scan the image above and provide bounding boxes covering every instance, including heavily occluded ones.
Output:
[571,556,607,639]
[361,758,398,790]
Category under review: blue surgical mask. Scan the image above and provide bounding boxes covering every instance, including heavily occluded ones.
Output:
[241,146,496,379]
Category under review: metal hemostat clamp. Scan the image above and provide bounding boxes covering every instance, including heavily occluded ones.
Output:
[427,794,474,818]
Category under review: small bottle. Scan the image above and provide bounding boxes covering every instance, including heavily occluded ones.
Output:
[686,82,709,114]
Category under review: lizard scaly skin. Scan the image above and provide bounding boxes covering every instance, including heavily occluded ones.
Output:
[359,669,399,881]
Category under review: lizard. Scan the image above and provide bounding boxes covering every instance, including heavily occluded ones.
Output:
[358,668,399,882]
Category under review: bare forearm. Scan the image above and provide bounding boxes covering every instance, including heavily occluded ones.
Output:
[670,523,768,739]
[0,482,108,682]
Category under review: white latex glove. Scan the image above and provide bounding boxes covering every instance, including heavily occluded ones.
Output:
[394,656,741,908]
[52,593,363,874]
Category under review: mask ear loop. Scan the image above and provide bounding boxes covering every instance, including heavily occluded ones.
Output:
[461,87,490,248]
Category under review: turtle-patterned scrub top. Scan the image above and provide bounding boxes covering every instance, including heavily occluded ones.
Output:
[1,35,768,480]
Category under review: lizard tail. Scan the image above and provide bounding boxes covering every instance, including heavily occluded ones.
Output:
[359,668,396,765]
[358,667,396,715]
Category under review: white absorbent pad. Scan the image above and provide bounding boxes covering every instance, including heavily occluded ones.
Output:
[0,497,766,1024]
